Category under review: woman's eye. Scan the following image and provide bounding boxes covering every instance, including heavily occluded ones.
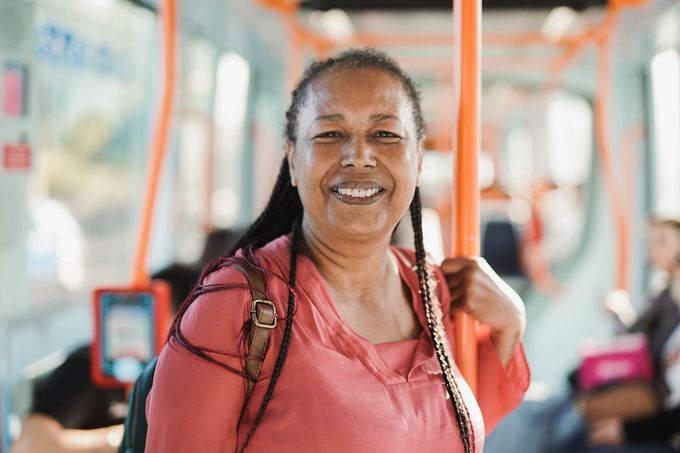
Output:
[314,131,342,139]
[373,131,402,140]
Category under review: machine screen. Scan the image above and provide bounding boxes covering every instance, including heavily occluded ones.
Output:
[100,292,154,382]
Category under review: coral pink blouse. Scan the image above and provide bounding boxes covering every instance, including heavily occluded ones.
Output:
[146,236,529,452]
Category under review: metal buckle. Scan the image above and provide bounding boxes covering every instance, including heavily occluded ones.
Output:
[250,299,277,329]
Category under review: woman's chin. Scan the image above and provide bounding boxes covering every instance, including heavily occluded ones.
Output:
[325,211,395,240]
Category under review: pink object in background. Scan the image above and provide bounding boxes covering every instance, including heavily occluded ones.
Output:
[578,333,654,391]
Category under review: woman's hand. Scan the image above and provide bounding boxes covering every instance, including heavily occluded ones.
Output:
[588,417,626,447]
[440,257,526,366]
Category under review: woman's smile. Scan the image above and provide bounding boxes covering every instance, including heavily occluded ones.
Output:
[330,182,386,205]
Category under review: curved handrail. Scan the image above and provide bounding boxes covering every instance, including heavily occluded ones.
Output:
[132,0,177,286]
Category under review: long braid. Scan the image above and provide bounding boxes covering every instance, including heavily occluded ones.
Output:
[410,188,474,453]
[238,219,302,452]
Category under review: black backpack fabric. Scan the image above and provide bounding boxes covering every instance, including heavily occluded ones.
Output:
[118,356,158,453]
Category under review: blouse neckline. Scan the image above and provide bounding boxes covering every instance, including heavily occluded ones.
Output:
[287,237,441,385]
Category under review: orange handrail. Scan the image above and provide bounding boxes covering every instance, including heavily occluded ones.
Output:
[132,0,177,286]
[452,0,480,395]
[594,5,630,291]
[540,0,647,293]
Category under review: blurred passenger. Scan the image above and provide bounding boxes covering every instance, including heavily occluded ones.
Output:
[561,245,680,453]
[606,218,680,331]
[554,218,680,452]
[198,227,245,267]
[486,219,680,453]
[10,264,199,453]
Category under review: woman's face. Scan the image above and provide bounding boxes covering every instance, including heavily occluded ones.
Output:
[648,224,680,272]
[287,68,423,241]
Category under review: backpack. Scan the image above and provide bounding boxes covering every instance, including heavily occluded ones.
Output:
[119,262,276,452]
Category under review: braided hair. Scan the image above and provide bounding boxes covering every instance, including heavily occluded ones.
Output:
[170,48,473,452]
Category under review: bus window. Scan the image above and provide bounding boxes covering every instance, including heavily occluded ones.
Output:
[212,52,250,227]
[650,49,680,218]
[175,38,218,262]
[505,123,534,199]
[29,2,156,302]
[546,91,593,188]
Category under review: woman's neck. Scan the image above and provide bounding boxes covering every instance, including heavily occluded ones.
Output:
[301,221,398,305]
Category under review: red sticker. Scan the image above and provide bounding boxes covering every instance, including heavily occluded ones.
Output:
[3,65,26,116]
[2,143,32,171]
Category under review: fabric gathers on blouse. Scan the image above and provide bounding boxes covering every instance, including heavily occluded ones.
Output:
[146,235,530,452]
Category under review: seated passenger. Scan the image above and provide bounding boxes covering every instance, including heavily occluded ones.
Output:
[554,218,680,452]
[485,218,680,453]
[9,263,199,453]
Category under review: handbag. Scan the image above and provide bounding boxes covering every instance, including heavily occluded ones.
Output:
[575,333,663,423]
[575,380,662,423]
[578,333,654,391]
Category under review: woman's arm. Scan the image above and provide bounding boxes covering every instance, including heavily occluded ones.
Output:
[435,263,530,433]
[145,268,252,453]
[475,325,530,433]
[10,415,122,453]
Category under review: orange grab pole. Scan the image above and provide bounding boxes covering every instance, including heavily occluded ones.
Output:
[132,0,177,286]
[452,0,480,395]
[594,6,629,291]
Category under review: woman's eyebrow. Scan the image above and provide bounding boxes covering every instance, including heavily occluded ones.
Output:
[314,113,345,122]
[370,113,401,123]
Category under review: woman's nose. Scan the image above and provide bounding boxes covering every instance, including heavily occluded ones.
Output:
[340,138,377,168]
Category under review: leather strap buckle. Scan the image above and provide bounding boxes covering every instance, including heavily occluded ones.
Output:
[250,299,277,329]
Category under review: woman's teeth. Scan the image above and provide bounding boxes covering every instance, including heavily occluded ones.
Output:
[336,188,381,198]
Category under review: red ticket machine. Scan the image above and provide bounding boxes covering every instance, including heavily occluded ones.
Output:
[91,281,171,388]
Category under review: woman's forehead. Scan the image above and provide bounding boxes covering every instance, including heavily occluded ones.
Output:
[304,68,411,119]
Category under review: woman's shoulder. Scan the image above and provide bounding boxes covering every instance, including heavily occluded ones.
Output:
[179,236,293,347]
[199,235,292,286]
[177,264,252,354]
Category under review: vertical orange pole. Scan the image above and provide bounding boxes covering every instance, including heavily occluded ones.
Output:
[594,7,629,291]
[132,0,177,286]
[453,0,480,394]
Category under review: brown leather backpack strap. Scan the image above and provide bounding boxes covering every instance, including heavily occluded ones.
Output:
[228,262,277,402]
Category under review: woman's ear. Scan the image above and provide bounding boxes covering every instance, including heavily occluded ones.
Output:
[286,142,297,187]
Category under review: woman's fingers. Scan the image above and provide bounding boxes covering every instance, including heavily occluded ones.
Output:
[441,256,474,274]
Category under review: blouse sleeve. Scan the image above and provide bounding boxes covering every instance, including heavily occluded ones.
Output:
[475,323,530,433]
[433,265,531,434]
[145,266,252,453]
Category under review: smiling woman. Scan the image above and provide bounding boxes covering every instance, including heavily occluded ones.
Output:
[145,48,529,453]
